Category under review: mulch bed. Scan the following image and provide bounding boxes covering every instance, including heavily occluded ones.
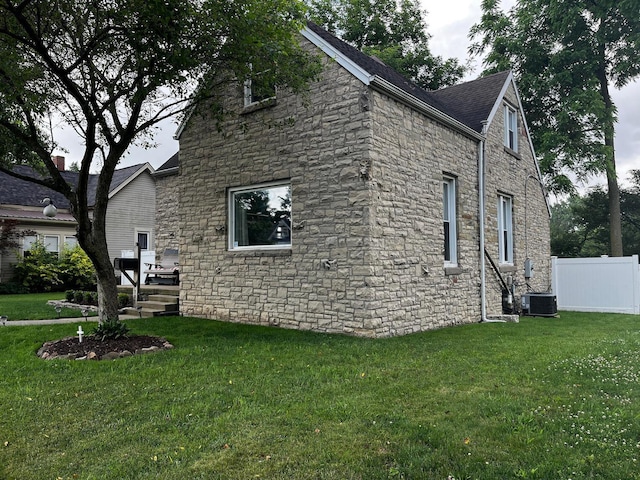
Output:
[37,335,173,361]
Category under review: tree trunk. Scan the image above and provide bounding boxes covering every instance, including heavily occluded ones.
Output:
[606,151,623,256]
[76,206,120,323]
[95,257,121,323]
[598,58,623,256]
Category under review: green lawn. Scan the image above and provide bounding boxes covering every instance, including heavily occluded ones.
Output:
[1,312,640,479]
[0,292,95,320]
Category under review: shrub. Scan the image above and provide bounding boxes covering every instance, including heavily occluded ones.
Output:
[92,318,130,341]
[65,290,75,302]
[117,293,131,308]
[12,242,96,293]
[83,291,94,305]
[12,241,62,292]
[74,290,85,304]
[58,244,96,291]
[0,282,29,294]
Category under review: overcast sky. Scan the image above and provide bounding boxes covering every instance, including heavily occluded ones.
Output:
[54,0,639,188]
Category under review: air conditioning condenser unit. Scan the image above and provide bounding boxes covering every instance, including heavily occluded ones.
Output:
[521,293,557,317]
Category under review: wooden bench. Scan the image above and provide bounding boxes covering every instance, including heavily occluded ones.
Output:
[143,248,179,285]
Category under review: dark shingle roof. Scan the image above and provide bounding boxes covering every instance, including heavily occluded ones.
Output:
[306,22,510,134]
[0,163,149,209]
[430,71,511,134]
[0,166,75,209]
[157,152,179,172]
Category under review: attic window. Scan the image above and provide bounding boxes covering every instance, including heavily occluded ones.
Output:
[243,70,276,108]
[504,104,518,152]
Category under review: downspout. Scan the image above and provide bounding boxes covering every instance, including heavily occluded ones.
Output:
[479,122,508,323]
[478,120,506,323]
[479,121,488,322]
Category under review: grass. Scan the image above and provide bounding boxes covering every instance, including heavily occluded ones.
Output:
[0,292,96,320]
[1,312,640,479]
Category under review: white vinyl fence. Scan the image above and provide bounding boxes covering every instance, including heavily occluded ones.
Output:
[551,255,640,314]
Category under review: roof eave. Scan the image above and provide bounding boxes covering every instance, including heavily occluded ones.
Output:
[108,163,155,199]
[370,76,484,141]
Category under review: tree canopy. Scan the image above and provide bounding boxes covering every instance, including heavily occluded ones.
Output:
[551,171,640,258]
[0,0,320,320]
[308,0,465,90]
[470,0,640,256]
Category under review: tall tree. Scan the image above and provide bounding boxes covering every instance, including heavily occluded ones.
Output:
[470,0,640,256]
[551,171,640,258]
[0,0,320,321]
[308,0,465,90]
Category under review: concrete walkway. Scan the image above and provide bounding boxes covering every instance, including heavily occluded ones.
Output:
[3,315,139,327]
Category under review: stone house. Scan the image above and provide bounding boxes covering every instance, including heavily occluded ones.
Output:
[174,22,551,337]
[0,158,157,283]
[153,152,180,257]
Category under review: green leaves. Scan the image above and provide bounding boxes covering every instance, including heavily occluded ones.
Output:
[470,0,640,196]
[308,0,465,90]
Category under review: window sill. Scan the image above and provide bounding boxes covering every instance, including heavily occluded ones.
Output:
[499,264,516,273]
[241,97,277,114]
[503,146,521,160]
[444,265,463,276]
[227,248,291,257]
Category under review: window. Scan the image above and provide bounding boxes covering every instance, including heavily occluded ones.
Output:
[229,182,292,250]
[64,236,78,248]
[443,176,457,265]
[44,235,59,256]
[504,104,518,152]
[244,69,276,107]
[22,234,37,256]
[137,232,150,250]
[498,194,513,264]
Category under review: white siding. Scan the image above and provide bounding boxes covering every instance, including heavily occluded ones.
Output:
[105,171,156,264]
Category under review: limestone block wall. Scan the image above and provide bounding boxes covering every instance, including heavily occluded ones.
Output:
[483,84,551,310]
[178,52,381,335]
[154,172,180,257]
[368,92,483,335]
[177,43,551,336]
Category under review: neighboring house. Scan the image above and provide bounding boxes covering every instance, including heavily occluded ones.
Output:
[174,22,551,337]
[0,157,156,283]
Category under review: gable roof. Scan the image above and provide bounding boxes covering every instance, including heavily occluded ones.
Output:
[303,22,511,137]
[0,163,153,211]
[430,71,512,134]
[155,152,179,178]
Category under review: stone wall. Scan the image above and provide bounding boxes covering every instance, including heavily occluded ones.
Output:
[177,39,551,336]
[154,171,180,257]
[366,92,484,335]
[178,49,380,335]
[483,84,551,310]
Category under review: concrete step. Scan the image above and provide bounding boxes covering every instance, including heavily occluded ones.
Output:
[124,307,180,318]
[137,300,179,312]
[148,294,179,304]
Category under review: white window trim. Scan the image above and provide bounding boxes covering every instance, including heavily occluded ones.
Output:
[443,176,458,266]
[228,181,292,251]
[498,194,514,265]
[243,70,276,108]
[22,234,37,255]
[136,230,151,251]
[64,236,78,248]
[504,104,518,152]
[44,235,60,255]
